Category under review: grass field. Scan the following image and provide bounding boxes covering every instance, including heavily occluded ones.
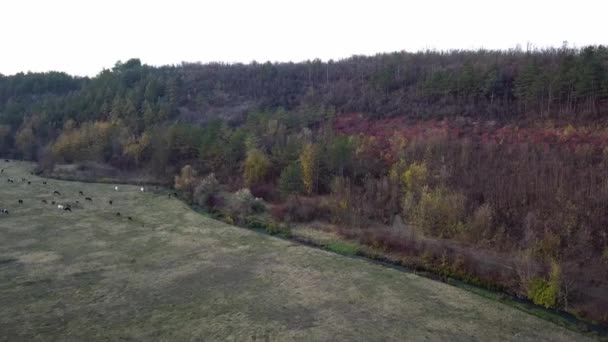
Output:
[0,161,591,341]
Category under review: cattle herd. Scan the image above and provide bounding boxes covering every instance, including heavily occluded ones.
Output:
[1,160,149,224]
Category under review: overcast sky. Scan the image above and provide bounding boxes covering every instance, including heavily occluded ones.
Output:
[1,0,606,76]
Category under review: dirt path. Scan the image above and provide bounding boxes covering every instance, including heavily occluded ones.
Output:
[0,161,591,341]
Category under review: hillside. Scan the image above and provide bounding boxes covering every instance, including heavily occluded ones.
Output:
[0,46,607,325]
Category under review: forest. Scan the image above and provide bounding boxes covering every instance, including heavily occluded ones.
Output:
[1,44,608,325]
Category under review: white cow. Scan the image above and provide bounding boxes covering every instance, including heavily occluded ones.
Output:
[114,186,118,191]
[57,204,64,209]
[140,187,144,192]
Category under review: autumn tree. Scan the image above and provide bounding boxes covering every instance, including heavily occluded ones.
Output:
[15,125,36,159]
[243,148,270,186]
[279,161,303,198]
[299,143,318,195]
[174,164,198,201]
[122,133,151,167]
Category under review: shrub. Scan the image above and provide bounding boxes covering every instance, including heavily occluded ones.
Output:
[527,262,561,309]
[194,173,219,208]
[229,188,256,218]
[284,196,314,222]
[244,217,290,236]
[270,204,288,221]
[413,188,466,237]
[175,165,197,191]
[466,203,494,242]
[250,183,278,201]
[252,198,266,213]
[325,241,359,255]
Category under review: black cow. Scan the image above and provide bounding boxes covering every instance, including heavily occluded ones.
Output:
[42,181,47,185]
[85,197,92,201]
[79,191,84,196]
[27,181,31,185]
[42,199,47,203]
[53,191,60,195]
[64,207,71,211]
[108,200,113,205]
[18,199,23,204]
[127,216,133,221]
[51,201,56,205]
[116,212,121,216]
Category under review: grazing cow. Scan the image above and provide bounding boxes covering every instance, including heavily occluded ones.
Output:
[64,207,71,211]
[7,179,13,183]
[42,181,47,185]
[1,209,8,214]
[27,181,31,185]
[42,199,47,203]
[18,199,23,204]
[79,191,84,196]
[53,191,60,195]
[127,216,133,221]
[116,212,121,216]
[58,204,64,209]
[108,200,113,205]
[51,201,56,205]
[85,197,92,201]
[114,186,118,191]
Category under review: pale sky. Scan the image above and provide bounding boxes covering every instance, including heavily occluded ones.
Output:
[1,0,606,76]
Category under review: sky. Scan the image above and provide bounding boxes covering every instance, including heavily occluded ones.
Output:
[1,0,606,76]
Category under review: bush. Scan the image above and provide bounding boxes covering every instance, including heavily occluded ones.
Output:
[244,217,290,236]
[527,262,561,309]
[252,198,266,213]
[283,196,330,222]
[466,203,494,242]
[270,204,288,221]
[194,173,219,208]
[174,165,198,201]
[325,241,359,255]
[228,188,256,218]
[413,188,466,237]
[250,183,278,201]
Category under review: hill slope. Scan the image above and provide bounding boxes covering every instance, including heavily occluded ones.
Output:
[0,161,590,341]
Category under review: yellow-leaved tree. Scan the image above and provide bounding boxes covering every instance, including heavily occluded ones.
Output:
[243,148,269,186]
[299,143,318,195]
[122,133,151,167]
[174,165,198,199]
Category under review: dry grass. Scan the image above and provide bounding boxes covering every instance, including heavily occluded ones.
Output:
[0,161,591,341]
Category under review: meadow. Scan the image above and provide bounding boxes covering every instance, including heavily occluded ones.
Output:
[0,161,590,341]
